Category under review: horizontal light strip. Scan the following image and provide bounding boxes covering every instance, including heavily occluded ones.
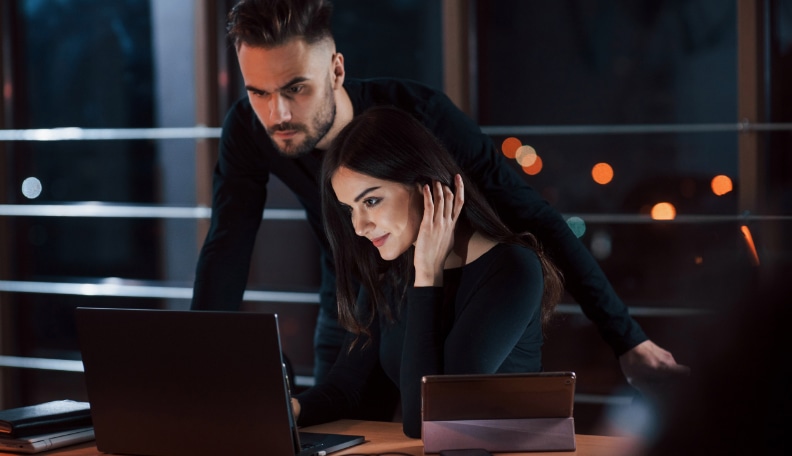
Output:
[0,356,640,407]
[0,355,84,372]
[575,393,635,406]
[0,280,701,315]
[0,280,319,304]
[555,304,709,317]
[0,355,637,408]
[2,204,790,224]
[1,123,791,142]
[480,122,792,136]
[0,126,221,141]
[0,204,306,220]
[565,213,792,224]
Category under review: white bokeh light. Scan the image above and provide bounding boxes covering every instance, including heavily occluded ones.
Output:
[21,177,43,199]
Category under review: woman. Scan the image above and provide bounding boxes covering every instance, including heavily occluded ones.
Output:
[293,106,563,438]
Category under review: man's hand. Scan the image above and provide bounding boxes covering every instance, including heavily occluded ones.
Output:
[619,340,690,396]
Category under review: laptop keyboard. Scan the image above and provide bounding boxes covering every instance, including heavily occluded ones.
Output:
[298,433,322,449]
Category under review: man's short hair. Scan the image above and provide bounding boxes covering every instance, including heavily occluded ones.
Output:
[227,0,334,49]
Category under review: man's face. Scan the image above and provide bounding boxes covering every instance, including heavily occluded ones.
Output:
[237,39,340,156]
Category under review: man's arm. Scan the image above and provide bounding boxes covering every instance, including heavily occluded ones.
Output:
[192,101,270,311]
[416,87,688,388]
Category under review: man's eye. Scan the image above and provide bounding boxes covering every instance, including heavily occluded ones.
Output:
[287,85,304,94]
[249,90,267,98]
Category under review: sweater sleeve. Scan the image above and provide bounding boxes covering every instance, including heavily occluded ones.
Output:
[419,90,647,356]
[191,99,269,311]
[294,307,384,427]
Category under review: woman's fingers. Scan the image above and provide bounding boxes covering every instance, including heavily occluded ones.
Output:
[433,181,445,223]
[422,183,433,218]
[422,177,464,224]
[452,174,464,220]
[442,182,454,220]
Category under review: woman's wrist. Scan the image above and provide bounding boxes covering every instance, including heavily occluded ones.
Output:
[414,267,442,287]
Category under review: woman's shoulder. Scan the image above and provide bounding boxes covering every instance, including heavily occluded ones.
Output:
[476,242,542,272]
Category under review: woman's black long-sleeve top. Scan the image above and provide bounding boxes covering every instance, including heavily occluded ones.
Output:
[296,243,547,438]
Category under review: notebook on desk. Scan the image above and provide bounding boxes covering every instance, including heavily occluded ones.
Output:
[0,427,94,454]
[75,307,364,456]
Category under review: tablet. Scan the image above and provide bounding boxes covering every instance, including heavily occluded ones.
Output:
[422,371,576,421]
[421,372,577,452]
[0,427,95,454]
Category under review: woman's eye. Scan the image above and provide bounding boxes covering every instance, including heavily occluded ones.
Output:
[363,198,380,207]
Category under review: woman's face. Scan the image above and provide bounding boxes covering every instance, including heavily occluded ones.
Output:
[331,166,423,261]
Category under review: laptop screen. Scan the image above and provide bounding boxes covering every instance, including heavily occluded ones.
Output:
[76,308,362,456]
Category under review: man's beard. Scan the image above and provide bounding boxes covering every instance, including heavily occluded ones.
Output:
[266,87,336,157]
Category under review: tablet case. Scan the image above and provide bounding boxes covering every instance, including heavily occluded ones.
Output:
[421,372,577,453]
[0,400,92,439]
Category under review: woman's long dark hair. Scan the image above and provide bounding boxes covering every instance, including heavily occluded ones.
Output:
[321,106,562,341]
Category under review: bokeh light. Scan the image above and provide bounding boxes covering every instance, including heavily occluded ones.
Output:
[22,177,42,199]
[522,155,543,175]
[566,216,586,238]
[592,162,614,185]
[515,145,537,167]
[711,175,733,196]
[650,202,676,220]
[591,230,612,260]
[501,137,521,159]
[740,225,760,266]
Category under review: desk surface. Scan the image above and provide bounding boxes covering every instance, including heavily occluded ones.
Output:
[2,420,642,456]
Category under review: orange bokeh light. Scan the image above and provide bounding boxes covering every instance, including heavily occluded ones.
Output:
[711,175,733,196]
[522,155,543,175]
[501,137,522,159]
[592,163,614,185]
[650,202,676,220]
[740,225,760,266]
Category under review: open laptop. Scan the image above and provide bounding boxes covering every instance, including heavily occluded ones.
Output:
[422,372,577,453]
[75,308,364,456]
[0,427,94,454]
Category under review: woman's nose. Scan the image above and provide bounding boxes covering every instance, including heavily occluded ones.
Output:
[352,212,371,237]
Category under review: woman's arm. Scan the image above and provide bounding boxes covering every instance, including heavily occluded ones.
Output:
[399,245,545,438]
[293,306,384,427]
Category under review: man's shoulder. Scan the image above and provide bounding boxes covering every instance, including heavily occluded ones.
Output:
[346,76,441,94]
[219,96,280,163]
[346,77,451,113]
[225,95,255,120]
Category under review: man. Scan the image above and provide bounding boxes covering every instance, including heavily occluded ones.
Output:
[191,0,689,395]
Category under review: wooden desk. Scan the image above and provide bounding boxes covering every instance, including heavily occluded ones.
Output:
[1,420,641,455]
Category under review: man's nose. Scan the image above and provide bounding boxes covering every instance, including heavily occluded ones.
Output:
[269,93,292,124]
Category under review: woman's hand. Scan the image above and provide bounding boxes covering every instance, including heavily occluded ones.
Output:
[413,174,464,287]
[290,397,301,420]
